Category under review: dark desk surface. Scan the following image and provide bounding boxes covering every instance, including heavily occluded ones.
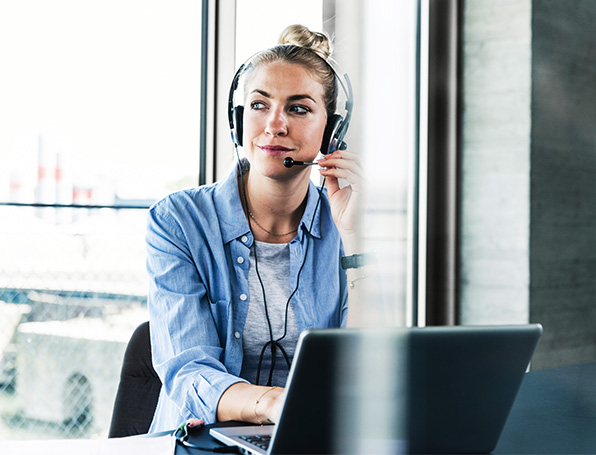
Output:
[178,362,596,454]
[495,362,596,454]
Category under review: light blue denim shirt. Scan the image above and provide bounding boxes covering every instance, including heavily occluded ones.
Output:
[146,165,348,431]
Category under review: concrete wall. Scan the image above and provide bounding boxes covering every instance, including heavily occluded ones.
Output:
[529,0,596,368]
[461,0,596,369]
[460,0,532,326]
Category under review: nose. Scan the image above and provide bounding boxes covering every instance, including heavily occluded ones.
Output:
[264,109,288,137]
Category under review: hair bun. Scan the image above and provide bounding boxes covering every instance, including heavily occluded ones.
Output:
[279,24,332,61]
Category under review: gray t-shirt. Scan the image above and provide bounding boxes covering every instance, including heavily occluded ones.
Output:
[240,240,300,387]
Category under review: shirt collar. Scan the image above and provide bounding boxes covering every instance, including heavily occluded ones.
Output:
[215,164,251,244]
[214,162,324,244]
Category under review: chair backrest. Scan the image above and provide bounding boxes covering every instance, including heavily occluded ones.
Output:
[108,321,162,437]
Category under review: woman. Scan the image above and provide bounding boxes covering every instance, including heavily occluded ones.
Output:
[146,24,363,432]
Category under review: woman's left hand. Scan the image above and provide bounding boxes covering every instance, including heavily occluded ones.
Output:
[318,150,363,241]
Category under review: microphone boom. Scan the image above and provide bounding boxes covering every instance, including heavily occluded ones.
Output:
[283,157,317,168]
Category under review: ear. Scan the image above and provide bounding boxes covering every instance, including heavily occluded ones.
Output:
[233,106,244,147]
[320,114,343,155]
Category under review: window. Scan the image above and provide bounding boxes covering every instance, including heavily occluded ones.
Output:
[230,0,420,326]
[0,0,203,439]
[235,0,323,65]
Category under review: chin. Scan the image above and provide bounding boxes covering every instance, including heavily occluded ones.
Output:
[248,156,284,176]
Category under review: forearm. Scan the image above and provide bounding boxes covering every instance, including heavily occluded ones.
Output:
[217,383,285,424]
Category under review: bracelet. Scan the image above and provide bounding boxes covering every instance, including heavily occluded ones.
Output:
[349,275,367,289]
[254,387,277,425]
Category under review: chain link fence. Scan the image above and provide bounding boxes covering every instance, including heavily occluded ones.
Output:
[0,205,149,439]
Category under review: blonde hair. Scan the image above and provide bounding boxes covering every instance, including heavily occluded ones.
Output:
[279,24,332,61]
[243,24,337,118]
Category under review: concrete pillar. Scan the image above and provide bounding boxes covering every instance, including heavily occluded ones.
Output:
[461,0,596,369]
[460,0,532,326]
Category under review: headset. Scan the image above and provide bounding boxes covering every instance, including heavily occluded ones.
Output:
[227,45,354,157]
[228,45,354,386]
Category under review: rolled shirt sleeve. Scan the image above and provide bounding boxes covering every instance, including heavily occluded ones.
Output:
[146,203,248,428]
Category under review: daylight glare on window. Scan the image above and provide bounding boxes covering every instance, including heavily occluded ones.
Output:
[0,0,202,439]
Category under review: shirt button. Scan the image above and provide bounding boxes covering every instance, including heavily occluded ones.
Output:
[241,235,248,243]
[237,256,244,264]
[234,331,241,339]
[240,294,247,301]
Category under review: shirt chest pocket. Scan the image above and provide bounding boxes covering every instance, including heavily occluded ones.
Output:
[209,298,231,321]
[190,279,229,329]
[201,284,232,335]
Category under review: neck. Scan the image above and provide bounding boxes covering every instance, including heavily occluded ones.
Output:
[240,171,310,243]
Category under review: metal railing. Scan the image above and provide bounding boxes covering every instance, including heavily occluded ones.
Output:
[0,204,149,439]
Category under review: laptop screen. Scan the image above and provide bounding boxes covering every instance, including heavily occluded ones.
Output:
[211,324,542,454]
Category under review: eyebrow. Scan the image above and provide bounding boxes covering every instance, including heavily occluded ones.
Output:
[250,89,318,104]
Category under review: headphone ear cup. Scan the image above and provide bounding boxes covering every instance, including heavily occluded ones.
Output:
[233,106,244,147]
[321,114,343,155]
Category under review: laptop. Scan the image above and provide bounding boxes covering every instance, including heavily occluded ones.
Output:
[210,324,542,454]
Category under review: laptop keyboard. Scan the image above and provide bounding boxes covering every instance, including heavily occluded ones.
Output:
[240,434,271,451]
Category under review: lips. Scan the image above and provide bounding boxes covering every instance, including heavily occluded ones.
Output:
[258,145,293,155]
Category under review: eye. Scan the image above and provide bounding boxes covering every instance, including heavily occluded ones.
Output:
[289,105,310,115]
[250,101,266,111]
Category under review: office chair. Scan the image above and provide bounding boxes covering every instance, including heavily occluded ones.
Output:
[109,321,162,437]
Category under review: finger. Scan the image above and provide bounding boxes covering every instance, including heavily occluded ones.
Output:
[320,163,364,183]
[187,418,205,428]
[320,166,363,190]
[321,150,362,167]
[323,168,341,195]
[319,153,364,178]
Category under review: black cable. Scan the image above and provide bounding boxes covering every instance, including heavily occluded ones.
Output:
[174,423,242,453]
[260,177,326,386]
[235,152,277,386]
[255,177,326,386]
[234,147,326,386]
[178,440,241,453]
[275,177,325,345]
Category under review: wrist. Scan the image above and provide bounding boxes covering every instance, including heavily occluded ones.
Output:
[254,386,279,425]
